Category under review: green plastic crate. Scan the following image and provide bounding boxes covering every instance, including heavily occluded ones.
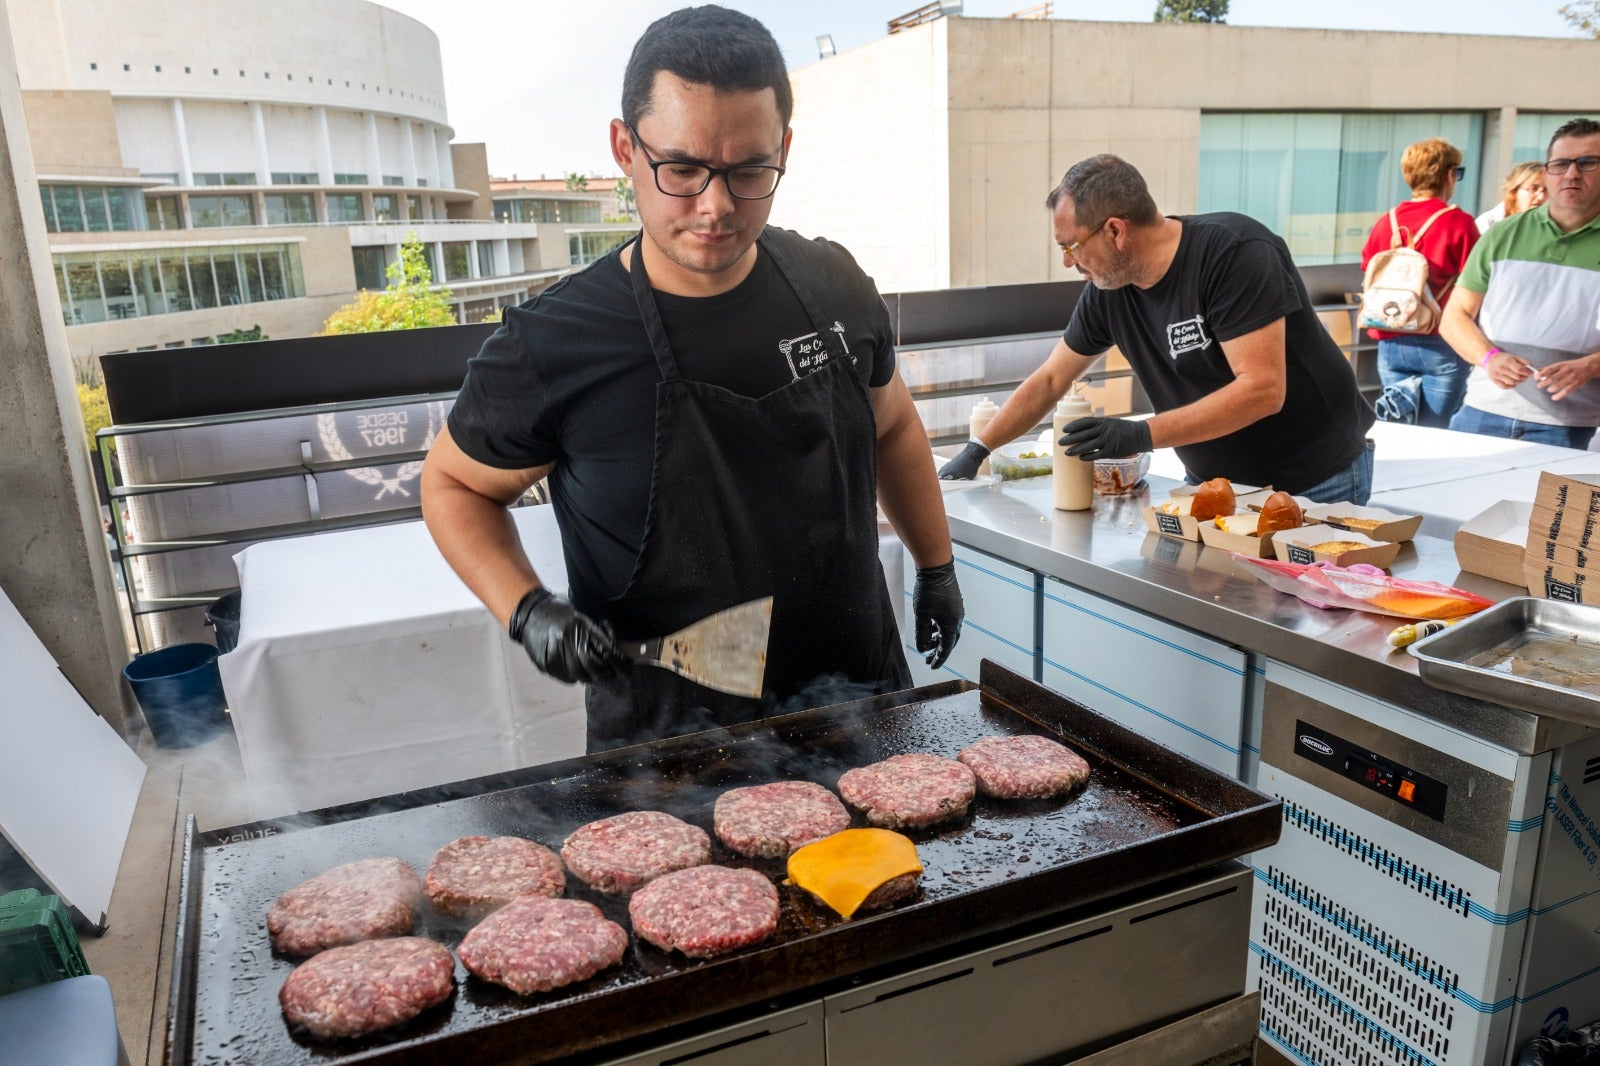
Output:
[0,889,89,995]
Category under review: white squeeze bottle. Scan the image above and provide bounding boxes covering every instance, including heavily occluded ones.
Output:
[1052,391,1093,511]
[969,397,999,475]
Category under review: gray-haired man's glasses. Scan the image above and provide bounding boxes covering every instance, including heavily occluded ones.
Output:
[1545,156,1600,176]
[626,124,786,200]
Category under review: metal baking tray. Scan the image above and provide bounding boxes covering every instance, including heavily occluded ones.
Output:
[1410,597,1600,726]
[166,661,1280,1066]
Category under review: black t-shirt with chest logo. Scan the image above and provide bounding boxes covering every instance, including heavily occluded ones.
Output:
[448,226,895,605]
[1063,212,1373,493]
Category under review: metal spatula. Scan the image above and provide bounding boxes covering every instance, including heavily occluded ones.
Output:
[626,596,773,697]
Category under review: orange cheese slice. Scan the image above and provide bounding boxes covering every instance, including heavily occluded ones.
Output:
[786,828,922,919]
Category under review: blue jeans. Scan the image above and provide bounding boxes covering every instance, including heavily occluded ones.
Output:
[1448,405,1597,450]
[1183,440,1374,504]
[1378,334,1471,429]
[1299,439,1375,505]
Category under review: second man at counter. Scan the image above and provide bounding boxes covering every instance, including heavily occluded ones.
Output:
[941,155,1376,504]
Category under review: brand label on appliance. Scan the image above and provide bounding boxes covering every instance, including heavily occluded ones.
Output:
[1155,513,1184,536]
[1298,735,1334,757]
[1287,545,1315,565]
[1546,577,1583,604]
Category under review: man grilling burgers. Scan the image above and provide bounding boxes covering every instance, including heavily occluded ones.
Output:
[422,6,962,752]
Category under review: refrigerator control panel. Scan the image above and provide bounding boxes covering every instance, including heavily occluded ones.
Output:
[1293,719,1448,821]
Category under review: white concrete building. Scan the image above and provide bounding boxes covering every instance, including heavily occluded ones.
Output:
[7,0,624,360]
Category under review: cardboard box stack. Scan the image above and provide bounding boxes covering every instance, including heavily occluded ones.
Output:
[1455,500,1532,588]
[1525,471,1600,604]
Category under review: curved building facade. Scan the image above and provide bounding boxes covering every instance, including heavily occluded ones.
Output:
[9,0,623,358]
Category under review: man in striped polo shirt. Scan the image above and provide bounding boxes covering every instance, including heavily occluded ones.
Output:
[1441,117,1600,450]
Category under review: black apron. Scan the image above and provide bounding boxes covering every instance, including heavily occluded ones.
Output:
[583,232,910,752]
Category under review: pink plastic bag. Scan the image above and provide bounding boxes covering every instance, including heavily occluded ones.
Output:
[1230,554,1493,620]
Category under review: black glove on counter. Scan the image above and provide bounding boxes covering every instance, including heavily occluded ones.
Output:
[509,588,627,685]
[912,560,964,670]
[1059,416,1152,461]
[938,440,991,480]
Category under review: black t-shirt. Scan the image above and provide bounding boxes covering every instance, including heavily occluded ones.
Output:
[1064,213,1374,493]
[448,227,896,606]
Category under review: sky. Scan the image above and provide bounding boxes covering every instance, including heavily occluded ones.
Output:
[370,0,1582,179]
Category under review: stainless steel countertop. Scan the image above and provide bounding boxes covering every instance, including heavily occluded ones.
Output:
[938,473,1591,755]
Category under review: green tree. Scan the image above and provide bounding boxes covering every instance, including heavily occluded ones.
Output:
[565,171,589,192]
[480,308,503,324]
[320,234,457,334]
[614,175,636,218]
[78,381,110,451]
[216,324,267,344]
[1154,0,1228,22]
[1560,0,1600,35]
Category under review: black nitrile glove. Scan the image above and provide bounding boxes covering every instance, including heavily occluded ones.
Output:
[509,588,628,685]
[912,560,964,669]
[1060,416,1152,461]
[938,440,991,480]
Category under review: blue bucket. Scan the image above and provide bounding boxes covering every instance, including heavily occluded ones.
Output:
[122,643,229,749]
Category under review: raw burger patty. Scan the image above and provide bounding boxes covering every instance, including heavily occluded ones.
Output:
[267,857,422,956]
[836,753,977,829]
[714,781,852,858]
[629,866,779,958]
[424,836,565,916]
[561,811,711,894]
[458,896,627,995]
[958,734,1091,799]
[279,936,453,1039]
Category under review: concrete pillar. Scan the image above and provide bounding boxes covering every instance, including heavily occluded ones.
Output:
[1483,107,1518,214]
[171,98,193,186]
[314,106,334,186]
[250,101,271,186]
[401,121,418,187]
[364,112,382,186]
[0,14,130,730]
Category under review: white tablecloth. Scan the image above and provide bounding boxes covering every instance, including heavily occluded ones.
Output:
[218,506,585,818]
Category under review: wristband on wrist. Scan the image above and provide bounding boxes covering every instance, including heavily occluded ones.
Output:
[1482,347,1502,368]
[967,438,991,456]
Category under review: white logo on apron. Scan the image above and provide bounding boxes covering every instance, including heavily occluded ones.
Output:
[1167,314,1212,360]
[778,330,834,379]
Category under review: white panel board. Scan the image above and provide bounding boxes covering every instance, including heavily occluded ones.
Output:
[0,587,145,928]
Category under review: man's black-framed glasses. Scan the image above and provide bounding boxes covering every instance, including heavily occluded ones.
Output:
[1545,156,1600,176]
[626,123,786,200]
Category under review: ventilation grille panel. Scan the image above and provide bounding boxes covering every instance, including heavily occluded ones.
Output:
[1281,798,1473,917]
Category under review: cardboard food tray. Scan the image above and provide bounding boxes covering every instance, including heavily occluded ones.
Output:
[1197,512,1298,558]
[1144,487,1275,542]
[1303,503,1422,543]
[1271,526,1401,570]
[1454,500,1531,588]
[1410,597,1600,726]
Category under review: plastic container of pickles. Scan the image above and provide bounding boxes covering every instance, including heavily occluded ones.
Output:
[990,442,1053,481]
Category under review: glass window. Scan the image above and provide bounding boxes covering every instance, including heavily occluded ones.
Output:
[159,252,192,312]
[54,261,70,325]
[352,246,387,289]
[189,194,222,228]
[270,171,318,185]
[193,172,254,187]
[477,242,495,277]
[406,194,424,221]
[129,251,162,315]
[372,194,398,222]
[417,178,428,188]
[214,252,242,305]
[64,258,106,324]
[100,255,135,319]
[568,230,630,266]
[240,248,263,302]
[1514,113,1600,163]
[443,241,470,280]
[264,193,315,225]
[82,187,110,231]
[260,249,285,300]
[106,186,135,230]
[187,250,218,309]
[333,173,367,185]
[39,187,56,230]
[382,175,403,186]
[52,185,84,232]
[1198,111,1484,265]
[220,194,254,226]
[146,194,183,230]
[326,194,363,222]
